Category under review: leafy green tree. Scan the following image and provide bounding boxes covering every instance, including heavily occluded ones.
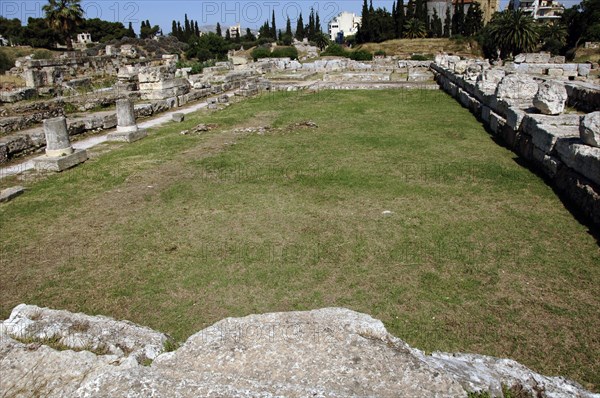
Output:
[258,21,272,40]
[245,28,256,41]
[369,7,395,42]
[140,19,159,39]
[484,10,539,58]
[187,32,227,61]
[540,22,567,54]
[404,18,427,38]
[0,16,24,44]
[78,18,132,42]
[22,17,60,48]
[42,0,84,49]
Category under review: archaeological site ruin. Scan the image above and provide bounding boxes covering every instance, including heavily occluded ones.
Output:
[1,1,599,397]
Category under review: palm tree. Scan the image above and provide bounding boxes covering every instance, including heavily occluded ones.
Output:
[403,18,427,39]
[43,0,83,50]
[314,32,330,51]
[487,10,539,58]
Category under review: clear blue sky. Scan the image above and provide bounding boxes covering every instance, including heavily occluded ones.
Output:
[1,0,581,35]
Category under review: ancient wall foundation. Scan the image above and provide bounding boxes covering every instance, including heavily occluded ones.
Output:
[431,61,600,227]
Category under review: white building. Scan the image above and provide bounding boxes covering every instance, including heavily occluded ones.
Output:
[328,12,362,42]
[515,0,564,20]
[76,33,93,44]
[227,23,242,38]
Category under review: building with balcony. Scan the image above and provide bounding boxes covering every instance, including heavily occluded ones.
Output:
[515,0,564,20]
[328,12,362,42]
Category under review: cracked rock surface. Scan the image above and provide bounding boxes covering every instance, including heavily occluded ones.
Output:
[1,305,598,398]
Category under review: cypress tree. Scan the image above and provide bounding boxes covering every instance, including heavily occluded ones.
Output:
[184,14,190,39]
[271,10,277,39]
[285,16,293,37]
[406,0,415,20]
[216,22,222,37]
[295,13,304,40]
[315,12,321,33]
[308,8,315,40]
[443,5,451,37]
[194,21,199,37]
[396,0,405,38]
[171,20,177,37]
[451,0,465,36]
[128,22,135,37]
[359,0,370,43]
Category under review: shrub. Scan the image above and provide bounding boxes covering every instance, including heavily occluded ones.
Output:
[251,46,298,61]
[251,46,271,61]
[374,50,387,57]
[321,44,347,57]
[349,49,373,61]
[410,54,429,61]
[0,51,13,73]
[271,46,298,60]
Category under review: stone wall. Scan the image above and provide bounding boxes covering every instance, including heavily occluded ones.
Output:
[0,82,241,162]
[431,62,600,226]
[19,54,123,88]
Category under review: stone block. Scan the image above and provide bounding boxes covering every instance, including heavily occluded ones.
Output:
[523,117,579,154]
[489,112,506,135]
[32,149,88,172]
[556,138,600,186]
[0,186,25,203]
[533,147,561,178]
[496,74,538,107]
[481,106,492,123]
[547,68,563,77]
[106,129,147,143]
[580,112,600,147]
[172,113,185,123]
[505,107,526,130]
[533,81,568,115]
[525,53,551,64]
[134,104,153,117]
[578,64,591,77]
[0,143,7,163]
[102,114,117,130]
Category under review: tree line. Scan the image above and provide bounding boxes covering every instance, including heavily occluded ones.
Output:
[356,0,483,43]
[480,0,600,59]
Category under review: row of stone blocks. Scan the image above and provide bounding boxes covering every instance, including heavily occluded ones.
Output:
[432,65,600,226]
[32,99,146,172]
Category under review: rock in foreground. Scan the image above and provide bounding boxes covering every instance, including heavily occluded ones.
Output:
[0,305,597,398]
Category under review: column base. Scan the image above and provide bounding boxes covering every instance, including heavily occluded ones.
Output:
[106,129,147,143]
[33,149,88,172]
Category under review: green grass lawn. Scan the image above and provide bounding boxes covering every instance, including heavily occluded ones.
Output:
[1,89,599,391]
